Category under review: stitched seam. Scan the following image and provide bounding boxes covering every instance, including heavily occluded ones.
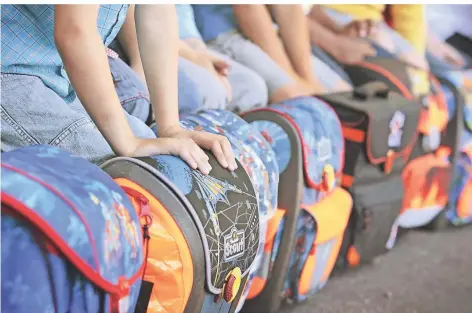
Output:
[0,106,40,145]
[120,94,150,106]
[48,117,93,146]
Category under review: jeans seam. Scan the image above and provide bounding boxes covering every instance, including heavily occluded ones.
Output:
[0,106,40,145]
[120,93,150,106]
[48,117,93,146]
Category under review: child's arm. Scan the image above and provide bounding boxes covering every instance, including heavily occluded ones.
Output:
[135,4,237,171]
[232,4,298,80]
[55,5,234,173]
[307,11,376,65]
[116,4,146,85]
[269,4,317,86]
[55,5,139,157]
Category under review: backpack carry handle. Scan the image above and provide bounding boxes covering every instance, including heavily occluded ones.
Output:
[353,82,390,100]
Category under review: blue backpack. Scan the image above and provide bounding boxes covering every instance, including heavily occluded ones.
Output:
[240,96,352,312]
[1,145,145,313]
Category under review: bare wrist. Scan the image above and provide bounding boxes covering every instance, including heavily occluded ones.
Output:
[157,123,183,138]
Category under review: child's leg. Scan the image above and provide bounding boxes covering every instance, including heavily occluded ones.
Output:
[209,49,269,113]
[178,57,229,111]
[108,56,151,123]
[1,74,114,164]
[311,44,353,85]
[208,32,311,103]
[1,74,155,165]
[310,53,352,92]
[177,60,205,114]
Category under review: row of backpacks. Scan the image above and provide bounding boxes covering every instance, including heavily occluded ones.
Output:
[2,33,471,313]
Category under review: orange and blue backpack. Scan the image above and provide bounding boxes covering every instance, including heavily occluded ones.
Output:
[102,109,267,313]
[240,96,352,312]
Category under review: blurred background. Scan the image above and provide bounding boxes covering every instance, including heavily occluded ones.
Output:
[427,4,472,39]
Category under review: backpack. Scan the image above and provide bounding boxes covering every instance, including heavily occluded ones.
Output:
[341,55,460,232]
[1,145,145,313]
[447,141,472,225]
[171,109,280,313]
[102,111,263,313]
[422,63,472,227]
[318,82,422,266]
[240,96,352,312]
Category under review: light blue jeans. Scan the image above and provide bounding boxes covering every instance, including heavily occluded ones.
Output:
[108,55,205,122]
[1,73,156,165]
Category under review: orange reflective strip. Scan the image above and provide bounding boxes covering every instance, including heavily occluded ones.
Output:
[457,177,472,219]
[246,277,266,300]
[298,188,353,294]
[115,178,193,313]
[263,208,286,252]
[341,174,354,188]
[298,252,317,296]
[342,126,365,143]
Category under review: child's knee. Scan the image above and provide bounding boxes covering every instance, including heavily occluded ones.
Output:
[230,70,269,112]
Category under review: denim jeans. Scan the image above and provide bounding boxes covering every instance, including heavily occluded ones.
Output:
[1,74,156,165]
[108,55,206,121]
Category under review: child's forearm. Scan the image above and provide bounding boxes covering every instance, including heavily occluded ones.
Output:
[135,4,180,136]
[307,16,338,54]
[55,5,138,157]
[233,4,298,79]
[117,5,142,69]
[270,4,315,83]
[308,5,344,34]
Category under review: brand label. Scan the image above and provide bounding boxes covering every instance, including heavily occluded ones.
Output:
[223,227,245,261]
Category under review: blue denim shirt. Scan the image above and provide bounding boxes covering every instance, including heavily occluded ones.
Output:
[1,5,129,102]
[192,5,238,42]
[176,5,202,40]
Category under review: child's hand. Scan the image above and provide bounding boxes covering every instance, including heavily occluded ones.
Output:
[339,19,378,38]
[331,36,376,65]
[132,125,237,174]
[194,52,233,102]
[130,136,213,174]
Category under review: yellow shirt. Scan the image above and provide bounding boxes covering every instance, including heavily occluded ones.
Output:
[323,4,426,54]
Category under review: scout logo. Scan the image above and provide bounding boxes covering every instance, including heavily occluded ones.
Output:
[317,137,332,162]
[388,111,405,148]
[224,227,245,261]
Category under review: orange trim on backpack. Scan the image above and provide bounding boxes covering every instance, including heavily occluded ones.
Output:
[246,277,266,300]
[457,178,472,219]
[263,208,286,252]
[342,126,365,143]
[115,178,193,313]
[298,187,353,295]
[358,61,415,100]
[247,208,286,300]
[457,148,472,219]
[400,150,451,214]
[341,174,354,188]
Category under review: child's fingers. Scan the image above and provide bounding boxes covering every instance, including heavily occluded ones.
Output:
[210,140,229,169]
[189,142,212,175]
[219,137,237,171]
[180,150,198,170]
